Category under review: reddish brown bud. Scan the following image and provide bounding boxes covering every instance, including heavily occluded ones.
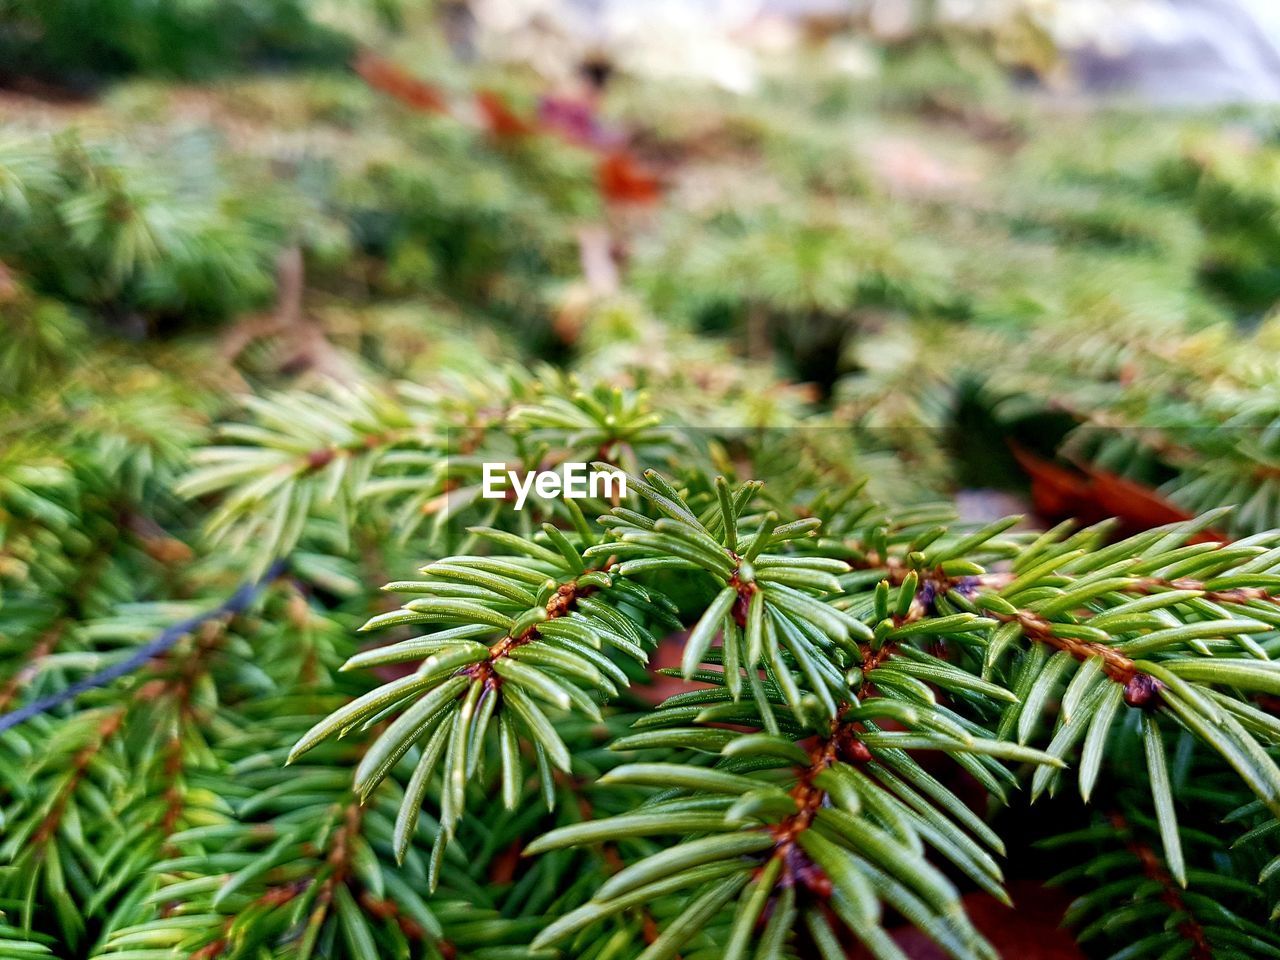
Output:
[845,740,873,764]
[305,448,337,471]
[731,586,753,628]
[1123,672,1165,710]
[798,861,832,898]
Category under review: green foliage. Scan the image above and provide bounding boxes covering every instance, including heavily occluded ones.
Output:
[0,0,352,84]
[0,132,284,327]
[257,434,1280,957]
[14,13,1280,960]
